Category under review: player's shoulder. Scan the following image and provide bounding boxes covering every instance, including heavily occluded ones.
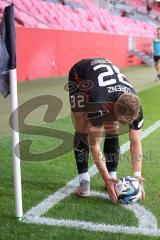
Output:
[129,105,144,130]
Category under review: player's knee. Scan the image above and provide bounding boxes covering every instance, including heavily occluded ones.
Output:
[74,132,89,150]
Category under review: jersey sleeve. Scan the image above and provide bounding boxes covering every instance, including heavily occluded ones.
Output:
[129,105,144,130]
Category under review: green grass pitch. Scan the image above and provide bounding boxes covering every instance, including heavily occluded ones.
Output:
[0,65,160,240]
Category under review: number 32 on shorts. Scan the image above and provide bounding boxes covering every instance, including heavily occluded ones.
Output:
[70,94,85,110]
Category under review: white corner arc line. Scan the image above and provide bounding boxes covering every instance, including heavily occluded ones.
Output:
[24,216,160,237]
[24,191,160,237]
[90,191,158,233]
[24,121,160,236]
[90,191,158,232]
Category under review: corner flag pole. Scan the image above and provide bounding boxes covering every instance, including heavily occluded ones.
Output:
[10,68,23,222]
[0,4,23,221]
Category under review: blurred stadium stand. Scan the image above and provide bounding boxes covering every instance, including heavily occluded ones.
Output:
[0,0,158,81]
[1,0,158,37]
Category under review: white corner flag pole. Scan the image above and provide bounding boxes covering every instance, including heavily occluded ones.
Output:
[9,68,23,222]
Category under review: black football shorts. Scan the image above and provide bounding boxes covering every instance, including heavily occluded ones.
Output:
[154,55,160,64]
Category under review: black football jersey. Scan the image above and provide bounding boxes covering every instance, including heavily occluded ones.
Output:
[69,58,136,101]
[68,58,143,130]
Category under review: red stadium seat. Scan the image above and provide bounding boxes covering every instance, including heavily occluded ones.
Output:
[0,0,155,37]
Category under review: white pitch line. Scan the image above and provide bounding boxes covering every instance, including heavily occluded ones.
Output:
[24,120,160,218]
[24,216,160,237]
[24,191,160,236]
[24,121,160,236]
[90,191,158,232]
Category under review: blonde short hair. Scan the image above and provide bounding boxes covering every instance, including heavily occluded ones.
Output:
[114,93,140,124]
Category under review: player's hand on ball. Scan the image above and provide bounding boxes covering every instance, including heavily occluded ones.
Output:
[105,178,119,203]
[134,176,144,184]
[134,176,145,200]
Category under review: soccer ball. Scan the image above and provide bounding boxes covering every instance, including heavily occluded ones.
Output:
[115,176,142,204]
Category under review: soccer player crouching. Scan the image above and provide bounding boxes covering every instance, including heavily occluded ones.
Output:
[68,58,145,203]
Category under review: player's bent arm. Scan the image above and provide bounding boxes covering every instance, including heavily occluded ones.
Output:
[90,144,110,183]
[129,129,142,174]
[129,129,145,199]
